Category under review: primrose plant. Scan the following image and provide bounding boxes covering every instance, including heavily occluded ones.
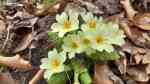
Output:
[40,11,125,84]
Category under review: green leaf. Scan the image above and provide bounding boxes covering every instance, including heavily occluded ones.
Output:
[48,32,58,40]
[80,72,92,84]
[48,72,72,84]
[71,59,86,73]
[43,0,60,8]
[48,32,63,51]
[88,51,120,61]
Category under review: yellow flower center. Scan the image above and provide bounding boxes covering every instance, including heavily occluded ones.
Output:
[64,20,71,29]
[83,38,91,45]
[95,36,105,44]
[88,20,96,28]
[72,42,79,49]
[51,58,61,72]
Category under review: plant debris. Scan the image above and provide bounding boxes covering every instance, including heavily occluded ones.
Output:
[0,0,149,84]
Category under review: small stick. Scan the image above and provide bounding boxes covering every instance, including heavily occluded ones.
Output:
[0,54,32,70]
[29,69,45,84]
[120,0,137,20]
[2,24,11,50]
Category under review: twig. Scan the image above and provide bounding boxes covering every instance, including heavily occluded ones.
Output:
[0,54,32,70]
[120,0,137,20]
[2,24,11,50]
[29,69,45,84]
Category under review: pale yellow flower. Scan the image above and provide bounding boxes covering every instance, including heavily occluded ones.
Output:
[62,34,84,59]
[85,29,114,52]
[40,49,66,80]
[51,12,79,37]
[81,12,102,31]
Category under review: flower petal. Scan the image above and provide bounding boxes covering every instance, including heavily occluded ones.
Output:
[56,12,68,23]
[44,70,53,80]
[40,63,50,69]
[58,31,65,37]
[82,12,94,22]
[41,58,48,64]
[48,49,58,59]
[59,51,66,62]
[51,23,62,32]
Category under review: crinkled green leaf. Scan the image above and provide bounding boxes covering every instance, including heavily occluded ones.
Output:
[88,51,120,61]
[48,32,63,51]
[80,71,92,84]
[48,71,72,84]
[71,59,86,73]
[71,59,92,84]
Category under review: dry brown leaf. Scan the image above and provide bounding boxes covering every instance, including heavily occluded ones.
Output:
[132,47,146,55]
[121,41,134,54]
[121,0,150,30]
[142,49,150,64]
[64,3,86,15]
[120,22,150,48]
[121,41,146,65]
[115,58,127,74]
[145,64,150,74]
[94,64,113,84]
[35,0,66,16]
[133,13,150,30]
[105,13,124,24]
[127,67,149,82]
[126,79,138,84]
[0,20,6,33]
[76,0,103,14]
[133,54,143,64]
[0,72,18,84]
[120,0,137,20]
[0,54,32,70]
[138,82,149,84]
[13,33,33,53]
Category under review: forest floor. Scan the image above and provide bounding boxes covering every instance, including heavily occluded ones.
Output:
[0,0,150,84]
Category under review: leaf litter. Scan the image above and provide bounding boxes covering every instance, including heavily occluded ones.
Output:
[0,0,150,84]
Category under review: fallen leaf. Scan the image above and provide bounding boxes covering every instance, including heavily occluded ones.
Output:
[0,54,32,70]
[115,58,127,74]
[127,67,149,82]
[138,82,149,84]
[0,72,18,84]
[0,20,6,33]
[126,79,138,84]
[64,3,86,15]
[13,17,38,30]
[94,64,113,84]
[133,54,143,64]
[121,41,134,54]
[120,0,137,20]
[145,64,150,74]
[132,47,146,55]
[76,0,103,15]
[142,49,150,64]
[120,22,150,48]
[13,33,33,53]
[133,13,150,30]
[105,13,124,24]
[94,0,122,15]
[121,41,146,65]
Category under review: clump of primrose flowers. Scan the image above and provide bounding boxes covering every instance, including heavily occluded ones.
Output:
[40,11,125,83]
